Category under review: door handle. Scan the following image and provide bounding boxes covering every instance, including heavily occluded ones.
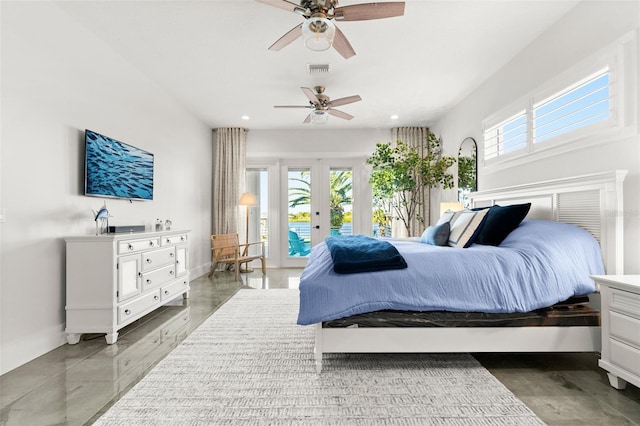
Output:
[314,225,320,229]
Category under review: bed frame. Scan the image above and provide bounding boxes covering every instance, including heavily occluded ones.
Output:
[313,170,628,372]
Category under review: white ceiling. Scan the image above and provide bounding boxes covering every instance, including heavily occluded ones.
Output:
[57,0,580,130]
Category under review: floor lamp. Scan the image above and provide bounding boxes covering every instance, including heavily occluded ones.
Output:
[239,192,257,273]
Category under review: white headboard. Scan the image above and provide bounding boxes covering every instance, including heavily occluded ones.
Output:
[469,170,627,274]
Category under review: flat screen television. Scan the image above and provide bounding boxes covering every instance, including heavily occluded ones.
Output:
[84,129,154,201]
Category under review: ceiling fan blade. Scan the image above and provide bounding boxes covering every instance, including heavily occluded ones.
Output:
[301,87,320,104]
[328,109,354,120]
[255,0,305,14]
[332,26,356,59]
[274,105,310,108]
[303,114,312,124]
[329,95,362,108]
[268,23,303,51]
[333,2,405,21]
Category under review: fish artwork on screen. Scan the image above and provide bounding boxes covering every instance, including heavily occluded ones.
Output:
[84,129,154,201]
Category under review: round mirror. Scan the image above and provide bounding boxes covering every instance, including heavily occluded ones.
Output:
[458,137,477,206]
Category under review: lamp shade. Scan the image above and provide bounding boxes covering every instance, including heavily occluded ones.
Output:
[301,17,335,51]
[239,192,257,206]
[310,109,329,124]
[440,202,464,216]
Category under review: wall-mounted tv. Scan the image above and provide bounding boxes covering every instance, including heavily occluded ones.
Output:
[84,129,154,201]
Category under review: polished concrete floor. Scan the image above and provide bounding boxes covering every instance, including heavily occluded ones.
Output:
[1,268,639,425]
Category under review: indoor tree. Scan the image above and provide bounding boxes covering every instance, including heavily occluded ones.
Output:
[367,132,456,237]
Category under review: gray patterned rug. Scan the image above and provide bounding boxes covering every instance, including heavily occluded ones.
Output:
[94,289,544,425]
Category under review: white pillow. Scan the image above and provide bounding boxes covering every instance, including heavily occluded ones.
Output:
[447,209,490,248]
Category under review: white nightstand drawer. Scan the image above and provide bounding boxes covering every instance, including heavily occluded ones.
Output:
[610,311,640,348]
[118,290,161,324]
[118,237,161,254]
[610,288,640,319]
[610,338,640,377]
[141,247,175,272]
[141,265,176,291]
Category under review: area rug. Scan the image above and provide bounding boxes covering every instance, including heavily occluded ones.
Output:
[94,289,545,425]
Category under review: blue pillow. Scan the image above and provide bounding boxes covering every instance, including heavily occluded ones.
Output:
[420,222,450,246]
[474,203,531,246]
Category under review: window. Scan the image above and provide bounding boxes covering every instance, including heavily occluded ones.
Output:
[533,67,610,144]
[484,110,527,160]
[480,28,634,166]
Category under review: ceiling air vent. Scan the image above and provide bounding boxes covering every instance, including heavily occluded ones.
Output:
[307,64,330,74]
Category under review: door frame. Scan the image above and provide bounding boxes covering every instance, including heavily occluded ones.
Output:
[280,158,371,268]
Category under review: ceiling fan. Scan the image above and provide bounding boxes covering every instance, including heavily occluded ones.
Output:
[255,0,405,59]
[275,86,362,124]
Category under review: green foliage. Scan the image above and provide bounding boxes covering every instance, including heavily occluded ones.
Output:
[366,132,456,236]
[457,154,477,190]
[288,212,311,222]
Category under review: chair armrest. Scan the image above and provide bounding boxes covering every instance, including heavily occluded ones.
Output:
[240,241,265,256]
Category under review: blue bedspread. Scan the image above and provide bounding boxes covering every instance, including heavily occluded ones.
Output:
[297,220,604,325]
[325,235,408,274]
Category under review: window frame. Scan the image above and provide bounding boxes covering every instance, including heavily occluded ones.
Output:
[481,31,636,170]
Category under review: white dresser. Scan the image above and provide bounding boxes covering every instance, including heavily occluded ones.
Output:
[592,275,640,390]
[65,229,190,344]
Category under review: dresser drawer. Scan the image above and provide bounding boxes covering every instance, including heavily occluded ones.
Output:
[118,290,161,324]
[610,288,640,319]
[610,338,640,377]
[161,279,189,302]
[141,265,176,292]
[118,237,161,254]
[610,311,640,348]
[162,234,188,246]
[141,247,175,272]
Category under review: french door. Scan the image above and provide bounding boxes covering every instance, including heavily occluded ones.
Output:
[281,159,363,268]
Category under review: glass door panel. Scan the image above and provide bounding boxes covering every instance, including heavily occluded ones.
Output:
[329,169,353,237]
[287,168,312,259]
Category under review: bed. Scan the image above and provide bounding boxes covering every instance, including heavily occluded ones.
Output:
[299,171,627,372]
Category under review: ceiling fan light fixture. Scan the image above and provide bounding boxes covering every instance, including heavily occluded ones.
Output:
[302,17,335,52]
[311,109,329,124]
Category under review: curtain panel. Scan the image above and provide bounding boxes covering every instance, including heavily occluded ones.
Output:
[391,127,431,238]
[213,128,247,235]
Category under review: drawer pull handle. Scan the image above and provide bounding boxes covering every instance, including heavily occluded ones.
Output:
[170,271,174,275]
[167,238,171,243]
[146,259,152,264]
[164,290,170,295]
[170,253,175,257]
[180,236,185,241]
[138,272,142,278]
[149,241,155,247]
[147,279,152,284]
[154,295,159,301]
[125,309,131,315]
[128,244,134,251]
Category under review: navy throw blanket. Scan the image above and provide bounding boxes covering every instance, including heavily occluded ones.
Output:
[324,235,408,274]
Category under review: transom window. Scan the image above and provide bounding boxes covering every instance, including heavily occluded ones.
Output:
[484,110,527,160]
[533,67,610,144]
[483,62,619,164]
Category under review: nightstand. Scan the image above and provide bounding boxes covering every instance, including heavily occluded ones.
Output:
[592,275,640,390]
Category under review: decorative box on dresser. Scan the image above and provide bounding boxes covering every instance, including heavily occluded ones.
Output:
[592,275,640,390]
[65,229,190,345]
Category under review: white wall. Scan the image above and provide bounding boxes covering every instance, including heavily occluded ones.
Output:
[0,2,212,374]
[433,0,640,274]
[247,128,390,160]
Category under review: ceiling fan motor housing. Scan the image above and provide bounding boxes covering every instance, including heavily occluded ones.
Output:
[302,0,339,16]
